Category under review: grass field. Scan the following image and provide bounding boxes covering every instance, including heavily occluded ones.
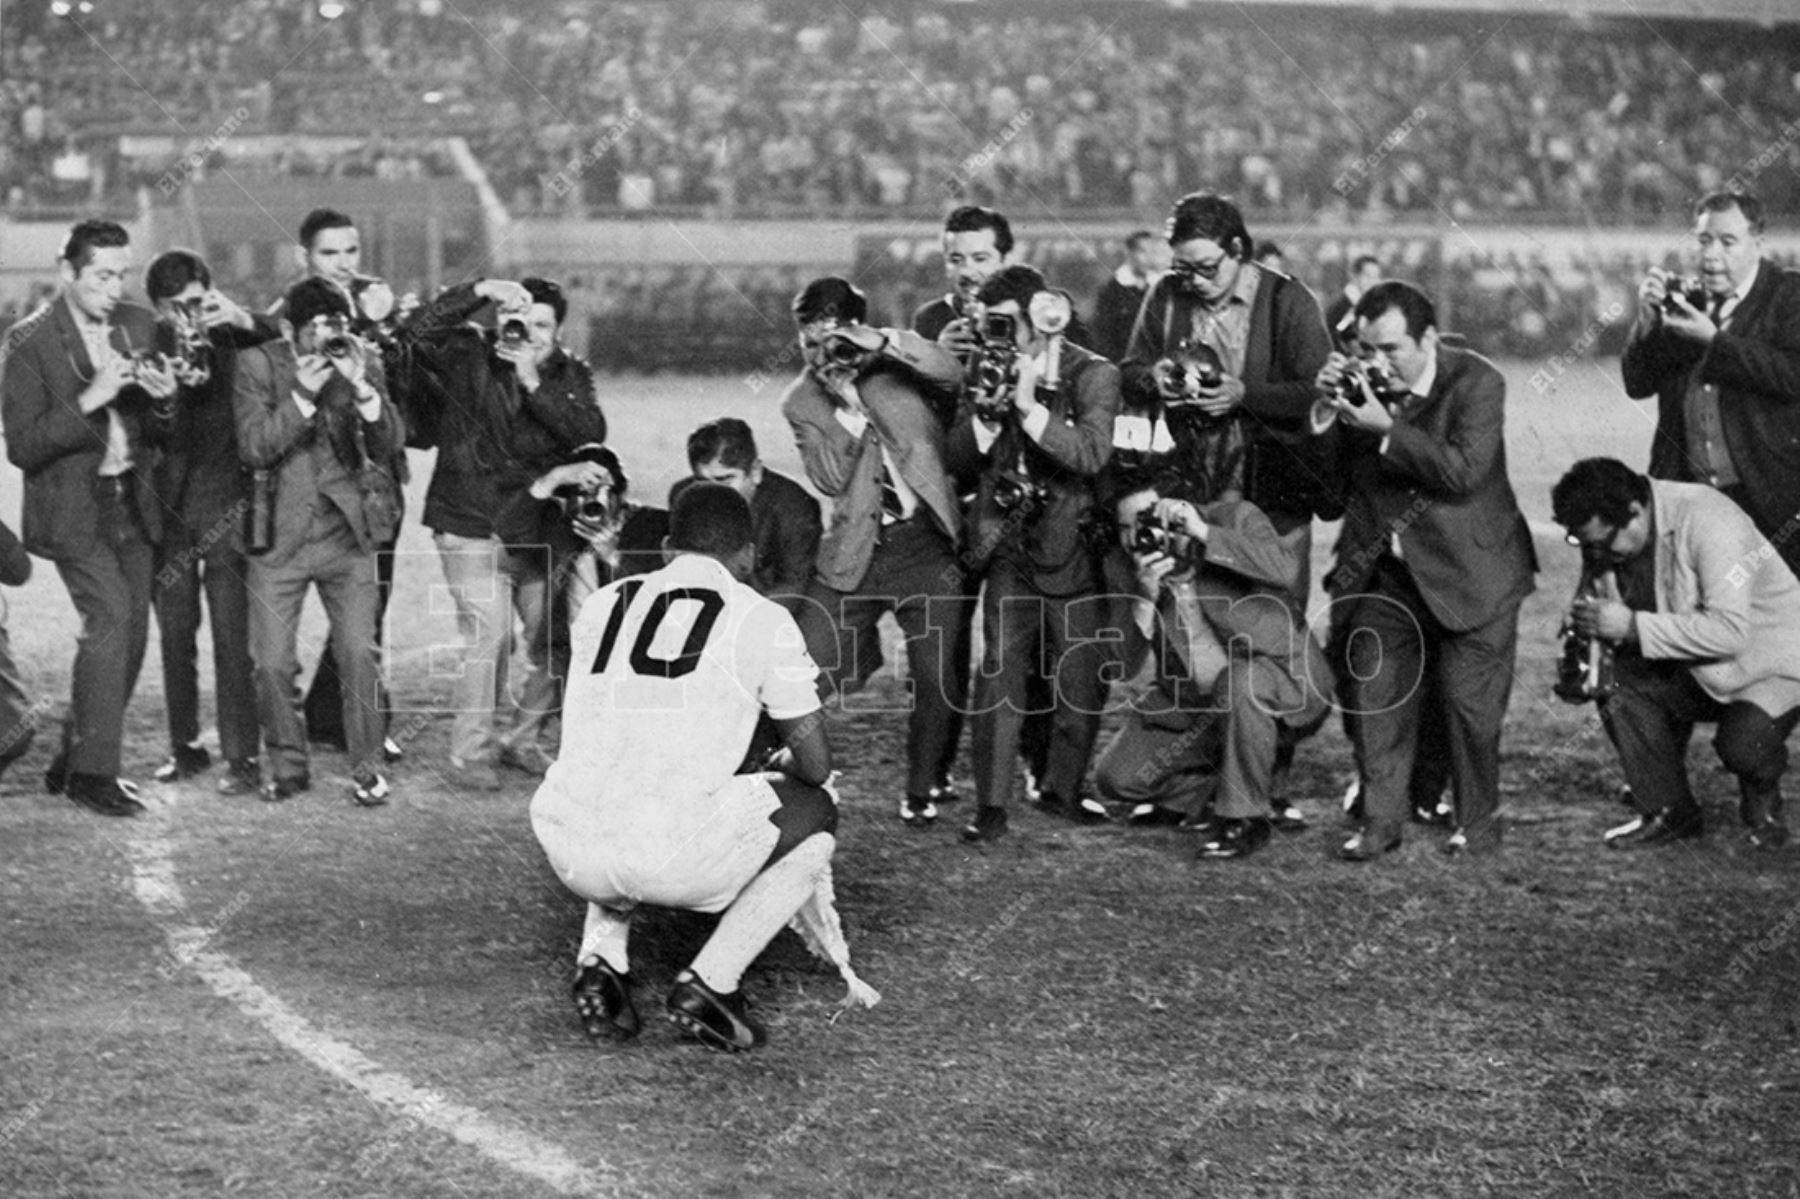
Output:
[3,360,1798,1199]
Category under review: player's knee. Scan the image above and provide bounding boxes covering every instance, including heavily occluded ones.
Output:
[765,778,838,867]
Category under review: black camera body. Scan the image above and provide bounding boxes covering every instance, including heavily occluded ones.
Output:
[1336,357,1409,408]
[992,471,1048,523]
[1661,274,1709,313]
[496,316,530,347]
[820,329,869,368]
[1155,341,1225,399]
[1130,510,1198,561]
[968,341,1020,423]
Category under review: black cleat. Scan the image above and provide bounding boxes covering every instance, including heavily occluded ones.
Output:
[1198,817,1272,860]
[572,960,639,1041]
[960,805,1009,843]
[1126,803,1186,828]
[666,971,765,1052]
[65,772,144,818]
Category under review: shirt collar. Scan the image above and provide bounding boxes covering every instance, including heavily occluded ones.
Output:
[1223,260,1260,309]
[62,293,107,331]
[1409,349,1438,400]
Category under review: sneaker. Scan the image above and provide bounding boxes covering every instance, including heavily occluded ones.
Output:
[666,971,766,1052]
[960,804,1008,844]
[154,743,212,783]
[899,793,938,828]
[572,959,639,1041]
[216,759,261,796]
[350,770,390,808]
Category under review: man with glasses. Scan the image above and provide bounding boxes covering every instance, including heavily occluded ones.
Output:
[1314,281,1536,861]
[1621,190,1800,579]
[2,219,177,817]
[1119,192,1334,608]
[1554,457,1800,851]
[782,276,968,829]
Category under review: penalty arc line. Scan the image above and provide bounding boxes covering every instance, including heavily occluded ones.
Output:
[122,799,621,1198]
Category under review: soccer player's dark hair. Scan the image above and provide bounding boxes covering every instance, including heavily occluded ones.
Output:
[669,482,754,558]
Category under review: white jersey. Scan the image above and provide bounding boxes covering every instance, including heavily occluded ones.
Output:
[544,553,820,806]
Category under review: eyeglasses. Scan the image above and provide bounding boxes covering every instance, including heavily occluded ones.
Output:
[1171,255,1230,281]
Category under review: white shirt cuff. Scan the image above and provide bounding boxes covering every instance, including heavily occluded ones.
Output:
[833,407,869,438]
[1020,403,1051,443]
[356,390,382,421]
[292,391,318,418]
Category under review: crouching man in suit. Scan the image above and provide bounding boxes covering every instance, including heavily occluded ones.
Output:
[233,278,405,807]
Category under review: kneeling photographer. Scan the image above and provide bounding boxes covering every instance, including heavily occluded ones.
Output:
[945,265,1120,841]
[395,276,607,785]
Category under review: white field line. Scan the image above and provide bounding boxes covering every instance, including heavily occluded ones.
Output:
[123,799,622,1198]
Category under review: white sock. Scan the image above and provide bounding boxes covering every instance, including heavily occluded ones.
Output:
[690,834,834,994]
[578,902,634,974]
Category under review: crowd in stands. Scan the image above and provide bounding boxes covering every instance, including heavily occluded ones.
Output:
[3,0,1798,220]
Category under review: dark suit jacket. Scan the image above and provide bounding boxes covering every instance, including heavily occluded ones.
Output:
[232,340,404,569]
[2,295,167,559]
[1621,258,1800,565]
[668,470,821,606]
[947,342,1119,595]
[783,331,965,592]
[153,315,282,549]
[1091,273,1150,364]
[1329,345,1537,632]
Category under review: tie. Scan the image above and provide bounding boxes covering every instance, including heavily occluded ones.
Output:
[1709,293,1729,330]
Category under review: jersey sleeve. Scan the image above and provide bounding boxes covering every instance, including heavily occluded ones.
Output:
[756,602,822,721]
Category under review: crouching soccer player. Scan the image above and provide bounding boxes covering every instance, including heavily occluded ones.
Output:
[530,483,875,1052]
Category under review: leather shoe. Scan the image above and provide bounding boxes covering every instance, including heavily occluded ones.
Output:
[1443,828,1502,858]
[665,970,765,1052]
[217,760,261,796]
[899,793,938,828]
[1269,801,1308,832]
[1605,809,1702,850]
[153,743,212,783]
[1039,791,1108,826]
[1339,829,1402,862]
[1746,820,1790,851]
[66,772,144,818]
[1197,817,1271,860]
[1126,803,1186,828]
[44,752,69,795]
[1411,798,1454,827]
[960,805,1008,843]
[259,774,310,803]
[572,959,639,1041]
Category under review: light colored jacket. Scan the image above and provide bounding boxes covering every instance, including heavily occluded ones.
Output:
[1636,479,1800,717]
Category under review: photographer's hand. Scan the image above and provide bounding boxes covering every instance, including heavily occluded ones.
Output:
[496,341,541,392]
[475,279,532,310]
[1012,354,1045,418]
[1660,290,1717,345]
[328,338,370,387]
[294,352,335,396]
[1190,372,1244,417]
[1635,269,1668,331]
[1133,550,1177,600]
[135,356,179,401]
[201,289,255,332]
[79,352,134,414]
[528,460,606,500]
[1154,498,1209,544]
[1572,595,1634,643]
[937,318,980,359]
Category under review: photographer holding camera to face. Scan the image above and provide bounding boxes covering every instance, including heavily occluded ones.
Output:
[946,265,1120,842]
[234,277,405,809]
[143,250,282,796]
[1091,480,1330,860]
[392,275,607,785]
[1621,190,1800,581]
[782,276,969,832]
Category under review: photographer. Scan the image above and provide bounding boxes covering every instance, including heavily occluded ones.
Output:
[782,276,968,831]
[1621,190,1800,580]
[1119,193,1333,606]
[946,265,1119,843]
[1315,281,1535,861]
[1554,458,1800,852]
[397,276,607,785]
[2,219,177,817]
[1092,482,1330,860]
[144,249,281,796]
[234,278,405,808]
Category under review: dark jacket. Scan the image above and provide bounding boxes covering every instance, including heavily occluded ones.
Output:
[668,470,821,609]
[391,282,604,541]
[946,341,1119,594]
[1120,268,1333,520]
[1621,258,1800,575]
[1328,344,1537,632]
[1091,271,1151,363]
[2,296,166,558]
[233,340,405,567]
[153,314,283,548]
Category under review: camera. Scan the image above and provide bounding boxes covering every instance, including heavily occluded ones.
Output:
[992,472,1047,522]
[321,332,357,360]
[980,310,1018,345]
[1336,356,1409,408]
[497,315,530,347]
[558,487,612,524]
[1154,341,1225,399]
[1129,509,1197,561]
[967,312,1021,422]
[1661,274,1709,313]
[820,329,869,367]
